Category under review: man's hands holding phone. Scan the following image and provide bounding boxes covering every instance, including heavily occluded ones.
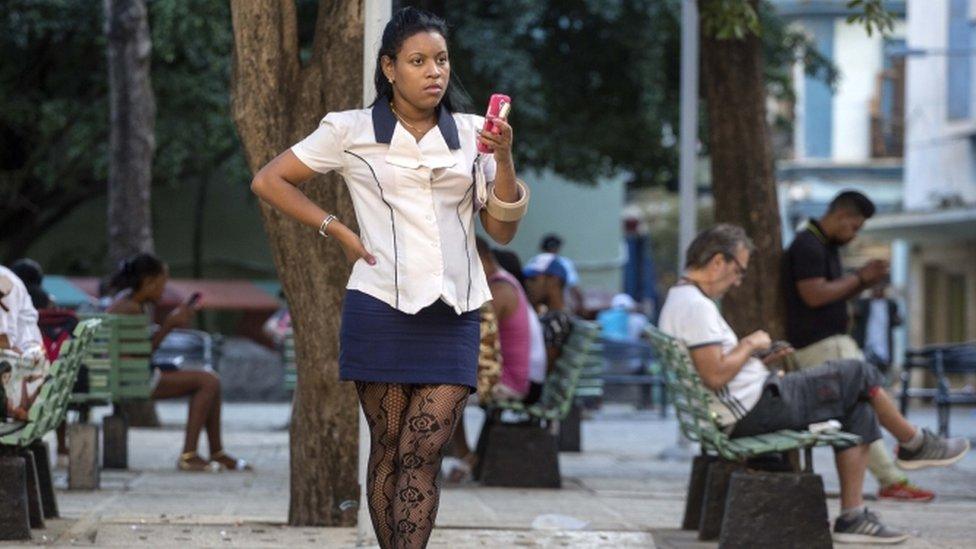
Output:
[743,330,795,365]
[857,259,890,287]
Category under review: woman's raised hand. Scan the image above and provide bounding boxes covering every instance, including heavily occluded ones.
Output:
[477,117,514,163]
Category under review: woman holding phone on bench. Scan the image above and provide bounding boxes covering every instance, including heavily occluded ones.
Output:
[106,253,250,472]
[250,7,528,548]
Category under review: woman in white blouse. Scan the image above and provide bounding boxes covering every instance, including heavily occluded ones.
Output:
[250,7,528,548]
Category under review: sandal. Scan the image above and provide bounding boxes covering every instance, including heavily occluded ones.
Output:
[210,450,253,472]
[178,451,220,472]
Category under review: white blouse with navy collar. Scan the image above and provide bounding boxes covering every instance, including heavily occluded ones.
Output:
[291,102,497,315]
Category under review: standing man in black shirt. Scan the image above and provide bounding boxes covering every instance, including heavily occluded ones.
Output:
[786,190,934,502]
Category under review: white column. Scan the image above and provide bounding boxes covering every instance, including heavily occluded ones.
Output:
[358,1,390,545]
[678,0,699,270]
[676,0,699,451]
[890,239,909,371]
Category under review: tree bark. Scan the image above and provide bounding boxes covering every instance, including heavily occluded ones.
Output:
[105,0,156,267]
[105,0,160,427]
[699,0,786,338]
[229,0,364,526]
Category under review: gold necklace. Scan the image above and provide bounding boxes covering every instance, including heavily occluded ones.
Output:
[389,102,431,133]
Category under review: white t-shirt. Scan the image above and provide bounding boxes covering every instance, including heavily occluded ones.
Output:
[658,284,768,427]
[526,306,547,383]
[291,102,498,315]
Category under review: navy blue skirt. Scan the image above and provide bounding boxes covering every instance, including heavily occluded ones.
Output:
[339,290,480,390]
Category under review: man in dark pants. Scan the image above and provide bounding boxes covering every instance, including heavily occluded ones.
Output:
[784,190,935,501]
[853,281,902,375]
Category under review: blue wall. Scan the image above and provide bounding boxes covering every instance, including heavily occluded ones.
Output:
[947,0,971,120]
[802,17,835,158]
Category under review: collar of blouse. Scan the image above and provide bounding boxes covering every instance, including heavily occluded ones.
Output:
[372,100,461,171]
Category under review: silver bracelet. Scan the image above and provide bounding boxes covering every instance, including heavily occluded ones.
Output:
[318,214,338,238]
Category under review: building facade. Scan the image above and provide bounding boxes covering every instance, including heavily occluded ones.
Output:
[771,1,907,241]
[866,0,976,347]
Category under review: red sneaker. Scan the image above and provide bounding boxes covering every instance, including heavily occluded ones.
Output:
[878,480,935,502]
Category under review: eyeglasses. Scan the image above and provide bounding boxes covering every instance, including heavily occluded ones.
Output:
[725,254,747,278]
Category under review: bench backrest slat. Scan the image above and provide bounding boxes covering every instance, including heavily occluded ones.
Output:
[73,313,153,403]
[646,326,738,456]
[534,320,601,419]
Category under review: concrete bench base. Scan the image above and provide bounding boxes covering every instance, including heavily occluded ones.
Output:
[682,454,717,531]
[0,455,31,540]
[68,424,100,490]
[685,456,831,547]
[103,413,128,469]
[557,404,582,452]
[29,441,58,519]
[479,422,561,488]
[698,460,743,540]
[22,450,45,529]
[720,470,831,549]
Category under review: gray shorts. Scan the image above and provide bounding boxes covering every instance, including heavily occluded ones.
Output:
[730,360,884,447]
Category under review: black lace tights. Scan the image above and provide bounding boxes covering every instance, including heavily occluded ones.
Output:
[356,382,469,549]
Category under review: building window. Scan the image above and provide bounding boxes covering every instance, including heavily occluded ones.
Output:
[947,0,972,120]
[872,39,906,157]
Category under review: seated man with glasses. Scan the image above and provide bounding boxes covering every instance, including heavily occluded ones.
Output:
[658,224,969,545]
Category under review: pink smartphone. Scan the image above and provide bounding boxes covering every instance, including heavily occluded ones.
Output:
[477,93,512,154]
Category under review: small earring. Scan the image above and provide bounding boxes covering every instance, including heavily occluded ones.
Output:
[388,79,394,84]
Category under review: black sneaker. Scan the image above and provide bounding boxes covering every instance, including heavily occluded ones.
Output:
[833,508,908,545]
[896,428,970,470]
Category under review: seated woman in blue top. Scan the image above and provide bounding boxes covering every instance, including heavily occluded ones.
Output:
[250,7,529,548]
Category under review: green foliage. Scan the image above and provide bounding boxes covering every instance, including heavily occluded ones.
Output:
[2,0,854,265]
[150,0,248,189]
[699,0,761,40]
[0,0,248,266]
[0,0,108,202]
[438,0,683,188]
[846,0,896,37]
[436,0,837,188]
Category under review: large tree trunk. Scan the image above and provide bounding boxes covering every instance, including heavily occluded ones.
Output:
[105,0,159,427]
[105,0,156,267]
[699,0,786,338]
[229,0,364,526]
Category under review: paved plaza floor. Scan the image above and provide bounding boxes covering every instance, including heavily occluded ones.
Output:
[4,400,975,547]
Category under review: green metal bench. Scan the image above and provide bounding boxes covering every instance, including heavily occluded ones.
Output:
[72,313,153,406]
[491,319,601,421]
[475,319,602,487]
[282,329,296,394]
[71,313,154,470]
[568,322,605,404]
[647,325,861,546]
[1,319,100,540]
